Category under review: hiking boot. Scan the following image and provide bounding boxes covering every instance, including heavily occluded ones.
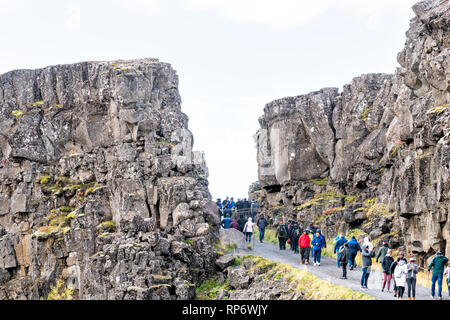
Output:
[408,297,411,300]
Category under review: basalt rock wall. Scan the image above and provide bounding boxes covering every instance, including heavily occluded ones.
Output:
[251,0,450,268]
[0,58,220,299]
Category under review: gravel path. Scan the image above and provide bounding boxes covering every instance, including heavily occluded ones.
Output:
[236,239,449,300]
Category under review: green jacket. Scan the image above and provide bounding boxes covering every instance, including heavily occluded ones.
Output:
[428,255,449,276]
[376,246,389,263]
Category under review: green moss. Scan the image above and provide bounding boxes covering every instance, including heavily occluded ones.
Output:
[11,110,24,118]
[427,104,449,114]
[360,107,371,122]
[159,138,176,147]
[29,101,44,107]
[195,276,231,300]
[45,279,74,300]
[32,226,63,240]
[183,239,194,246]
[97,220,117,233]
[59,206,72,212]
[309,177,329,187]
[54,104,63,108]
[35,175,51,185]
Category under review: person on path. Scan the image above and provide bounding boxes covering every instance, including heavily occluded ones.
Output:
[381,249,394,293]
[242,217,254,243]
[289,222,301,254]
[361,245,375,289]
[427,251,449,300]
[362,236,373,252]
[220,215,232,229]
[311,231,325,266]
[334,234,348,268]
[444,265,450,298]
[390,251,407,298]
[299,230,311,265]
[229,218,240,231]
[394,259,408,300]
[376,241,389,264]
[338,242,350,279]
[347,236,362,270]
[276,222,289,250]
[216,198,223,217]
[406,257,419,300]
[250,200,259,222]
[256,214,268,243]
[237,215,246,232]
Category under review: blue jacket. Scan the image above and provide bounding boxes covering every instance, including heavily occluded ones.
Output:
[221,217,232,229]
[311,234,325,250]
[347,238,361,254]
[334,236,348,254]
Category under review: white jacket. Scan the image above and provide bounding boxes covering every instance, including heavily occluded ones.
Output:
[394,262,408,287]
[243,220,254,233]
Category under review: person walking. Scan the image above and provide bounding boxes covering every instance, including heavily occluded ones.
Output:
[338,242,350,279]
[390,251,407,298]
[427,251,449,300]
[376,241,389,264]
[394,260,408,300]
[361,245,375,289]
[299,230,311,265]
[250,200,259,222]
[311,231,325,266]
[276,222,289,250]
[334,234,348,268]
[406,257,418,300]
[242,217,254,243]
[347,236,362,270]
[381,249,394,293]
[237,215,247,232]
[256,214,268,243]
[444,265,450,298]
[289,222,301,254]
[220,215,232,229]
[229,218,240,231]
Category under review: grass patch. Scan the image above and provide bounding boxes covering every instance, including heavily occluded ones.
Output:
[243,256,374,300]
[97,220,117,233]
[44,279,74,300]
[309,177,329,187]
[427,104,449,114]
[195,276,231,300]
[11,110,24,118]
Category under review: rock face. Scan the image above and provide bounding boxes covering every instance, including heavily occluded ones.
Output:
[252,0,450,267]
[0,58,219,299]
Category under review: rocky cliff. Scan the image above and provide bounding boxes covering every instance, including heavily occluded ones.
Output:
[0,58,220,299]
[252,0,449,267]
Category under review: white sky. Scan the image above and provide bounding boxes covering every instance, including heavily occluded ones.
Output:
[0,0,417,200]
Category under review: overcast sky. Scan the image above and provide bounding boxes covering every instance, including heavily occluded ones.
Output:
[0,0,418,200]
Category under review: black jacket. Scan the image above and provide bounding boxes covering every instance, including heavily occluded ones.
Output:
[257,218,268,229]
[381,255,395,274]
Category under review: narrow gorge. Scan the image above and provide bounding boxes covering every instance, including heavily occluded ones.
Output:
[250,0,449,269]
[0,0,448,301]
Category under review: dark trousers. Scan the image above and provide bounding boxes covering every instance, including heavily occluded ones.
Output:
[278,237,287,250]
[245,232,252,243]
[291,239,299,253]
[300,247,310,262]
[313,248,322,263]
[406,278,416,298]
[361,267,370,287]
[349,252,357,268]
[397,286,405,298]
[341,263,347,278]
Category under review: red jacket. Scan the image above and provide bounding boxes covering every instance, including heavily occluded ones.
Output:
[299,234,311,248]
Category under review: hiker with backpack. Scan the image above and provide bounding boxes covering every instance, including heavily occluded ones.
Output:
[242,217,254,243]
[361,245,375,289]
[376,241,389,264]
[406,257,418,300]
[338,242,350,279]
[250,200,259,222]
[347,236,362,270]
[381,249,394,293]
[276,221,289,250]
[299,230,311,264]
[289,222,301,254]
[334,234,347,268]
[427,251,449,300]
[394,260,408,300]
[311,231,325,266]
[256,214,268,243]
